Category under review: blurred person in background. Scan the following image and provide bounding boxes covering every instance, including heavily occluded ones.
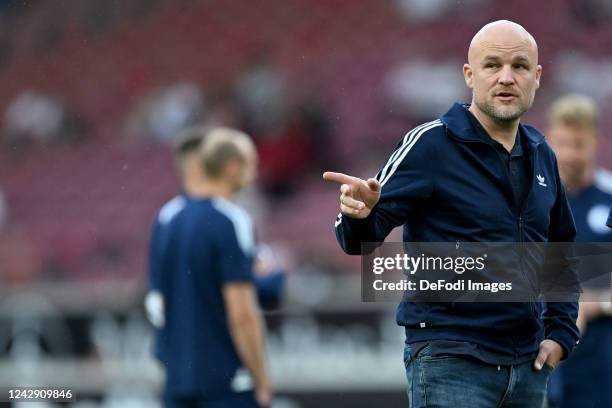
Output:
[146,128,284,321]
[234,54,287,137]
[0,187,40,285]
[253,105,319,199]
[0,186,7,231]
[234,55,331,200]
[146,128,284,364]
[145,127,273,408]
[546,94,612,408]
[2,89,88,148]
[325,20,578,408]
[124,82,205,144]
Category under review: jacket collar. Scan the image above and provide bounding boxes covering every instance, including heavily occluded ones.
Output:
[440,102,544,146]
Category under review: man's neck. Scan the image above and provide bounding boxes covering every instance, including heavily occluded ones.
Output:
[469,104,520,152]
[183,178,233,200]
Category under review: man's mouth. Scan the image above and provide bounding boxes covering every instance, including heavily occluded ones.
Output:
[495,92,517,101]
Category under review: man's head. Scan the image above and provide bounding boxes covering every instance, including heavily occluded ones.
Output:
[174,126,208,185]
[200,127,258,193]
[464,20,542,124]
[547,94,598,189]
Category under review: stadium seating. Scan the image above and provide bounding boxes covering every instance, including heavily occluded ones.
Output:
[1,0,611,283]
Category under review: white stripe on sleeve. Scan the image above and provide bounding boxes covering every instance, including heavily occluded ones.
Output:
[158,195,187,225]
[334,212,342,227]
[212,198,255,255]
[380,121,442,187]
[377,120,440,183]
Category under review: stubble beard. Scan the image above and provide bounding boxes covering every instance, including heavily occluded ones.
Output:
[474,92,531,123]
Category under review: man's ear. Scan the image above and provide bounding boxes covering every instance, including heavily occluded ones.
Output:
[223,159,243,181]
[463,63,473,89]
[535,64,542,89]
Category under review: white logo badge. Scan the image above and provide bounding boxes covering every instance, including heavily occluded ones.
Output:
[536,174,547,187]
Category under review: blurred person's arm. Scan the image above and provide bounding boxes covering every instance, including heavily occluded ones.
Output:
[145,291,165,328]
[576,209,612,334]
[581,208,612,330]
[145,219,165,328]
[0,187,8,230]
[254,244,285,309]
[576,290,612,334]
[145,196,189,327]
[255,273,285,309]
[215,204,271,406]
[223,283,271,406]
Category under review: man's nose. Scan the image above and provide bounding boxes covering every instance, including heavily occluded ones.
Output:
[498,65,515,86]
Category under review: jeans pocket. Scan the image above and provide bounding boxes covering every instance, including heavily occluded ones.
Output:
[417,343,432,358]
[417,344,460,362]
[404,344,412,368]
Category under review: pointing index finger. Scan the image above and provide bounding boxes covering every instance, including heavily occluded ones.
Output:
[323,171,355,185]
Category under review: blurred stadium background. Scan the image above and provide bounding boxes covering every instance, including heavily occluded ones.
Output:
[0,0,611,407]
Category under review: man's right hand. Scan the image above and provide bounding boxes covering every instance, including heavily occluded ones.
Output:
[255,384,272,408]
[323,172,381,219]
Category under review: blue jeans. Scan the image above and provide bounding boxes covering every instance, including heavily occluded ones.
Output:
[404,344,553,408]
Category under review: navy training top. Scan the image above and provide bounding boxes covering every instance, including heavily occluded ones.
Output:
[153,196,256,397]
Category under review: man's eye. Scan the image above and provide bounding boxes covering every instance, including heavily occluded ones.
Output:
[514,64,527,69]
[485,63,498,68]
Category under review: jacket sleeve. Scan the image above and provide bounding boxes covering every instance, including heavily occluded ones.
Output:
[255,270,285,310]
[543,155,580,359]
[335,124,438,255]
[147,219,163,291]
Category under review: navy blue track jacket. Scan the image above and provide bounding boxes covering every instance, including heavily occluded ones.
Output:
[335,103,580,358]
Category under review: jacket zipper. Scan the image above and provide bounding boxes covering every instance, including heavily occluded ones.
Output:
[463,136,540,357]
[451,128,544,358]
[518,146,539,302]
[460,137,542,296]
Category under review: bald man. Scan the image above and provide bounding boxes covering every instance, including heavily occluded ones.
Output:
[149,127,271,408]
[324,21,578,407]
